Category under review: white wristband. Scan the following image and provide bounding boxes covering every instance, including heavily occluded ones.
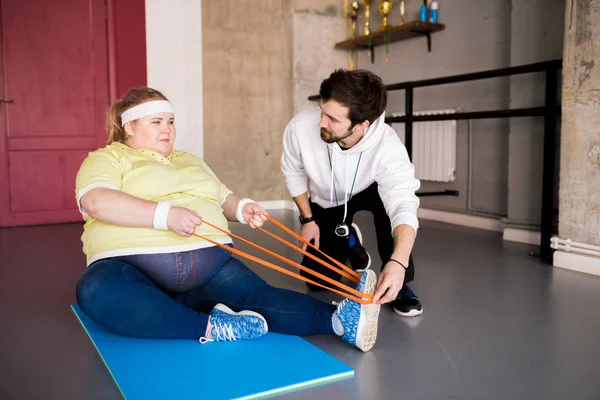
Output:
[236,198,255,224]
[153,201,172,230]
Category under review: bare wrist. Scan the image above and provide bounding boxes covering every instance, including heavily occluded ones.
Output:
[388,258,408,270]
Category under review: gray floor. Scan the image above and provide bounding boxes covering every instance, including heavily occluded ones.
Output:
[1,210,600,400]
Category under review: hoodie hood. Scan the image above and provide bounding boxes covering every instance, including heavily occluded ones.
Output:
[327,111,387,155]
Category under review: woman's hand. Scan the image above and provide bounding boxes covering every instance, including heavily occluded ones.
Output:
[167,206,203,237]
[242,202,268,228]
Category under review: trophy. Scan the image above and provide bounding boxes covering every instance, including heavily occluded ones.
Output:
[347,1,360,69]
[362,0,373,36]
[349,1,360,38]
[399,0,407,25]
[379,1,393,30]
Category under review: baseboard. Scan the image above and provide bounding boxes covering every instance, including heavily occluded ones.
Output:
[255,204,540,244]
[502,228,541,245]
[553,250,600,277]
[417,208,503,232]
[257,200,298,211]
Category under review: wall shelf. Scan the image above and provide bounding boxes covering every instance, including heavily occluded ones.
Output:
[335,21,445,61]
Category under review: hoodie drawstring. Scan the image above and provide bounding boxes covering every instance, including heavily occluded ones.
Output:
[327,147,363,225]
[330,149,336,204]
[343,154,349,223]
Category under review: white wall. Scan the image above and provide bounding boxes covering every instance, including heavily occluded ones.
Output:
[145,0,204,157]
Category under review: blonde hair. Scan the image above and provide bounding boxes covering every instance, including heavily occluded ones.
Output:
[106,87,168,143]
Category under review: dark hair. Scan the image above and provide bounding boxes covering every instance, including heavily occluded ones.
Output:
[319,69,387,127]
[106,87,168,143]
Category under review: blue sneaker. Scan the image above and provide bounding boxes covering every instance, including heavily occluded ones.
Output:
[336,270,380,352]
[199,303,268,344]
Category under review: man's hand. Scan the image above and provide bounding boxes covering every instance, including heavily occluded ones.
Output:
[242,202,268,228]
[299,221,320,250]
[373,261,406,304]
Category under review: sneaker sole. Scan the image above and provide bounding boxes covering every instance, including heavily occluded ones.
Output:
[355,270,380,352]
[350,223,371,273]
[392,306,423,317]
[351,223,363,243]
[213,303,269,331]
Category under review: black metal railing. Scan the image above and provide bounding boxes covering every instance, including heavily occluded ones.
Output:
[308,59,562,263]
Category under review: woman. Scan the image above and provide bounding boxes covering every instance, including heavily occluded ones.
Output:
[75,87,380,352]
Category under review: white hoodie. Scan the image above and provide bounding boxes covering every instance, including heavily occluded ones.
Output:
[281,107,421,233]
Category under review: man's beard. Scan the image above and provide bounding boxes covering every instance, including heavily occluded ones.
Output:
[320,127,353,144]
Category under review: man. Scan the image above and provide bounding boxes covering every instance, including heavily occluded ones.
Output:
[280,69,423,316]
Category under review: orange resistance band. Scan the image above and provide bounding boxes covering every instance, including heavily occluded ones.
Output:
[263,216,361,282]
[193,218,374,304]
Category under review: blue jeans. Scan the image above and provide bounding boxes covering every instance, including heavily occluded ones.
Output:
[75,245,336,339]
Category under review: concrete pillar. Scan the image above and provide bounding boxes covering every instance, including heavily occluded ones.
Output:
[201,0,293,201]
[555,0,600,274]
[201,0,347,201]
[291,0,347,113]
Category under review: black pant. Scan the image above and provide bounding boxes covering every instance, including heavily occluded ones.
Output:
[300,183,415,291]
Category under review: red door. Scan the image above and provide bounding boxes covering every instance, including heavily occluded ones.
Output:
[0,0,109,227]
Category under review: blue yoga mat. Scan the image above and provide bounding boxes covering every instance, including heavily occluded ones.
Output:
[72,305,353,400]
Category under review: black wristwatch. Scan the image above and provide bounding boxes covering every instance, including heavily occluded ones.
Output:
[299,215,315,225]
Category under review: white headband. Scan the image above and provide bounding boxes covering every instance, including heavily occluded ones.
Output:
[121,100,174,126]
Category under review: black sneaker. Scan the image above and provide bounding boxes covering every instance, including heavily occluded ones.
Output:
[391,285,423,317]
[348,223,371,272]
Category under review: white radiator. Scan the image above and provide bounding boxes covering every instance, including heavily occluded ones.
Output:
[391,109,457,183]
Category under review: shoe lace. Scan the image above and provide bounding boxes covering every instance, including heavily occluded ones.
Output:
[198,318,238,344]
[213,323,237,341]
[199,336,212,344]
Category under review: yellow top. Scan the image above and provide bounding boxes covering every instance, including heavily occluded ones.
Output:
[75,142,233,265]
